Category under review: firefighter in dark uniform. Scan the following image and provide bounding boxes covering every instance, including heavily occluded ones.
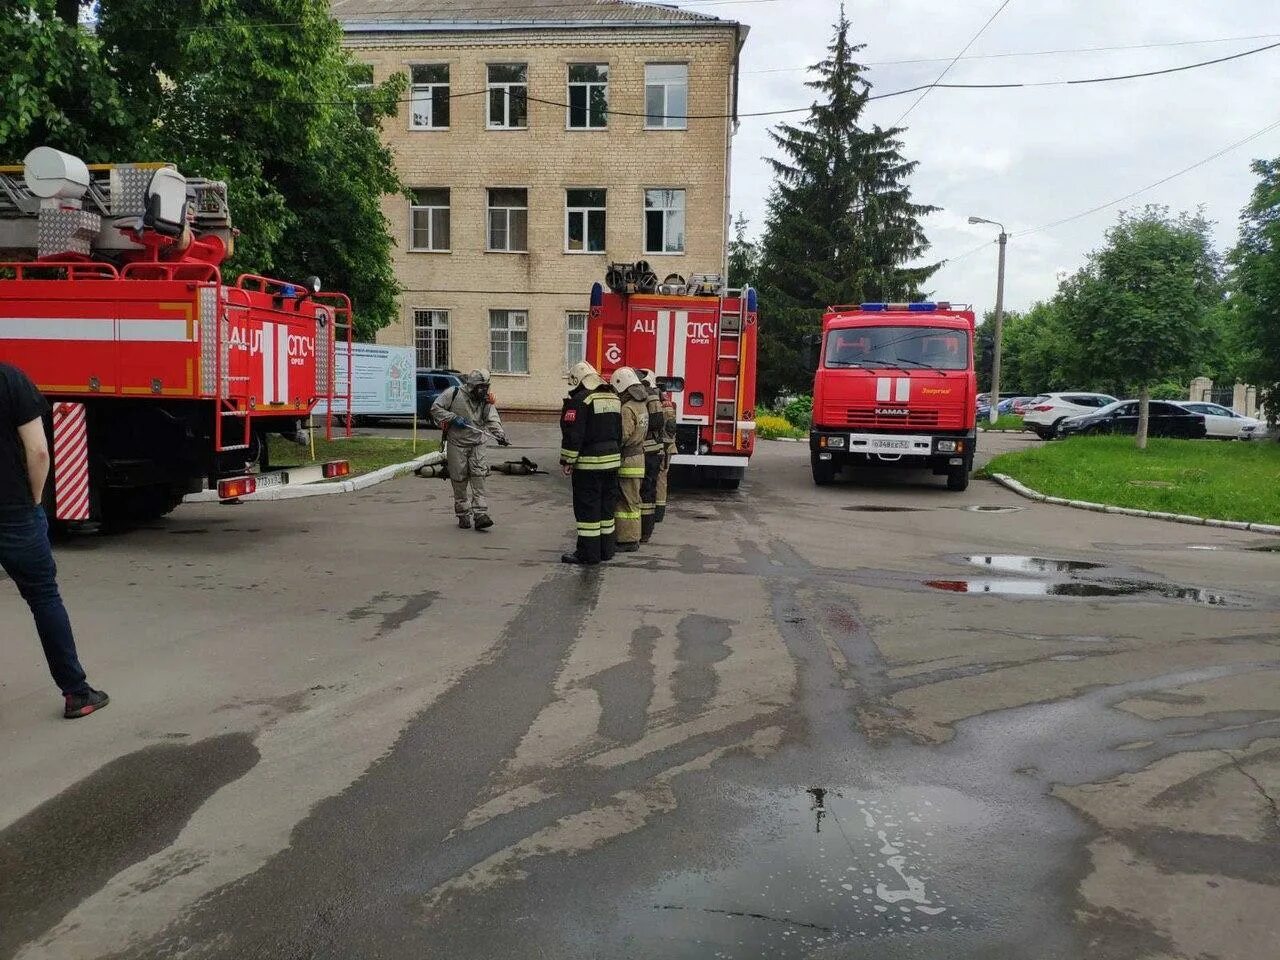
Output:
[637,370,664,543]
[559,361,622,565]
[656,388,678,522]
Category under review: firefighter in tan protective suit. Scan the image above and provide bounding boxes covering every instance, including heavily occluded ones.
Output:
[636,370,664,543]
[656,388,678,523]
[611,367,649,552]
[431,369,510,530]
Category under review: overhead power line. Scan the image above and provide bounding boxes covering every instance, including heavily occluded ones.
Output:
[891,0,1017,127]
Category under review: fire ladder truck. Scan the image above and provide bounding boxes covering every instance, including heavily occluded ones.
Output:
[0,147,353,525]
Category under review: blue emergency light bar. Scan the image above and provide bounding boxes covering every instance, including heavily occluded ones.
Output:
[859,302,952,312]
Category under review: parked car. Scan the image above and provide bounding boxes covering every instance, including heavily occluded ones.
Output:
[1173,401,1265,440]
[1058,400,1207,439]
[416,369,464,422]
[997,396,1035,415]
[1011,396,1041,415]
[1023,392,1119,439]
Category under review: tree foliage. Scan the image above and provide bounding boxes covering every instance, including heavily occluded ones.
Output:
[1055,206,1223,447]
[3,0,406,338]
[1229,157,1280,420]
[755,5,938,401]
[727,213,759,288]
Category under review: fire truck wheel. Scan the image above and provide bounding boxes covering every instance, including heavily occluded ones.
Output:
[811,453,837,486]
[946,463,971,492]
[718,477,741,491]
[101,485,185,528]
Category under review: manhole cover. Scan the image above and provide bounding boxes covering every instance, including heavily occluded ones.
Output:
[842,506,924,513]
[964,505,1024,514]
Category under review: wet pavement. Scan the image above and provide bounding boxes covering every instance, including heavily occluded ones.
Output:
[1,430,1277,959]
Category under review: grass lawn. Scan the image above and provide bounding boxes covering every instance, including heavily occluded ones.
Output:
[979,414,1025,432]
[983,435,1280,525]
[268,434,438,478]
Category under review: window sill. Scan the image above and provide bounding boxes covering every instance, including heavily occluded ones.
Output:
[644,126,689,132]
[565,125,609,132]
[485,249,530,255]
[643,251,687,257]
[408,127,451,132]
[486,126,529,132]
[564,249,607,256]
[408,248,451,254]
[492,372,532,378]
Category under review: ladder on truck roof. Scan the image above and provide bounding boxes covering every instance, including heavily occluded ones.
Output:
[712,290,745,449]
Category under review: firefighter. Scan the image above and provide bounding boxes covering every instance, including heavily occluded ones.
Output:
[656,387,678,522]
[559,361,622,565]
[611,367,649,553]
[431,369,510,530]
[637,370,664,543]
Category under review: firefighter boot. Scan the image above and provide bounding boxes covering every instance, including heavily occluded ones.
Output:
[458,515,472,530]
[640,514,655,543]
[474,514,495,531]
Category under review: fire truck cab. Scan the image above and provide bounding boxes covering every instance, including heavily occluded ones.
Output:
[588,271,758,489]
[0,147,351,525]
[809,302,978,491]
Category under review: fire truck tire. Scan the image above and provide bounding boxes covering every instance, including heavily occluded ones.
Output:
[718,477,741,491]
[811,453,837,486]
[946,463,971,492]
[101,485,186,527]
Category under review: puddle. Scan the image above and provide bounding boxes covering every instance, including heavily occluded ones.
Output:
[963,505,1023,514]
[964,555,1103,574]
[843,506,926,513]
[1249,543,1280,553]
[926,578,1234,606]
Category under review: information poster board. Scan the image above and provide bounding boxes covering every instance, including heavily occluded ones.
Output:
[314,344,416,417]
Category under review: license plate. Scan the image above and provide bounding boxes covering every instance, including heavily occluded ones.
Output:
[255,472,286,490]
[849,434,933,456]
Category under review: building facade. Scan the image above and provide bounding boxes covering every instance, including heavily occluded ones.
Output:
[336,0,748,411]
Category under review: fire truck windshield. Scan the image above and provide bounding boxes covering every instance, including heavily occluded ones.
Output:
[825,326,969,371]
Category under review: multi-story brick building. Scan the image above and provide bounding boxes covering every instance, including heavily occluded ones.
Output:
[334,0,749,410]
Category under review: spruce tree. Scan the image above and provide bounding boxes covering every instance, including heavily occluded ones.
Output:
[757,4,938,400]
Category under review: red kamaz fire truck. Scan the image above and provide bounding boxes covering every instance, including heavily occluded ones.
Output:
[809,301,978,491]
[588,266,758,488]
[0,147,352,525]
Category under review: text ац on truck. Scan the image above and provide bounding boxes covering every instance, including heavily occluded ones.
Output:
[809,301,978,491]
[0,147,354,527]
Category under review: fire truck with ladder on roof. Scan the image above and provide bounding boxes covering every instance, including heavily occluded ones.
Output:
[809,301,978,491]
[0,147,353,525]
[588,263,758,489]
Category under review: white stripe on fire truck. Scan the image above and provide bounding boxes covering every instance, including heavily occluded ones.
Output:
[53,403,91,521]
[277,325,290,403]
[118,318,192,342]
[0,317,114,340]
[671,310,688,378]
[895,377,911,402]
[655,310,671,377]
[261,322,276,403]
[876,377,891,402]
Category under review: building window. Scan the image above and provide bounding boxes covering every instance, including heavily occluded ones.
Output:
[567,64,608,129]
[409,189,450,252]
[565,311,588,370]
[413,309,450,369]
[645,64,688,129]
[410,64,450,129]
[487,188,528,252]
[490,310,529,374]
[351,63,375,127]
[566,189,606,253]
[488,64,528,129]
[644,189,686,254]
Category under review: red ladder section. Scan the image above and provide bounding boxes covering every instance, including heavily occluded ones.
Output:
[711,291,744,449]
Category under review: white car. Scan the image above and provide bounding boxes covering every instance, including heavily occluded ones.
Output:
[1022,392,1119,439]
[1174,401,1265,440]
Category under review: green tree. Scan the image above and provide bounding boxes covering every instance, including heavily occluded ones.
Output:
[755,4,938,401]
[1056,206,1223,448]
[5,1,406,338]
[1229,157,1280,421]
[727,213,759,288]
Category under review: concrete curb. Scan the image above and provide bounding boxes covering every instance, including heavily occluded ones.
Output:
[989,473,1280,536]
[185,453,439,504]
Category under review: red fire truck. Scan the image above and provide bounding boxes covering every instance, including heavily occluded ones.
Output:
[588,269,758,489]
[0,147,351,525]
[809,302,978,491]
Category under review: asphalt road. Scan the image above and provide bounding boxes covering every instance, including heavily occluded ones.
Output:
[1,430,1277,960]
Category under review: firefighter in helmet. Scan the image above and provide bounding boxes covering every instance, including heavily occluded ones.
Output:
[611,367,649,552]
[431,368,509,530]
[656,386,678,522]
[636,370,664,543]
[559,361,622,565]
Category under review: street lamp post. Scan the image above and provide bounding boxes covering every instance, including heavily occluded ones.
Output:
[968,216,1007,426]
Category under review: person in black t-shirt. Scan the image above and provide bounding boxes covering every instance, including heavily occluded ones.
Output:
[0,362,108,719]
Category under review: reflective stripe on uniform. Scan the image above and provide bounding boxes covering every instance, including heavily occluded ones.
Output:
[577,454,621,466]
[640,504,655,515]
[561,448,580,462]
[615,509,642,520]
[619,466,645,478]
[601,519,616,534]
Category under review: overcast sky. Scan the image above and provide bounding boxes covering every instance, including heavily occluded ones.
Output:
[693,0,1280,315]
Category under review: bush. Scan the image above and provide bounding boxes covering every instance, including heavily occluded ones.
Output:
[757,413,803,439]
[1150,381,1188,401]
[783,395,813,430]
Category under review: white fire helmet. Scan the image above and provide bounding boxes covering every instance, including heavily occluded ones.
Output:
[567,361,604,391]
[638,369,658,390]
[466,368,492,389]
[609,366,642,395]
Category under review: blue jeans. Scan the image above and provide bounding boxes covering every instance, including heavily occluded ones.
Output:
[0,505,89,696]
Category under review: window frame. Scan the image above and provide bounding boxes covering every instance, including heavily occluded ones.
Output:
[644,63,689,130]
[486,187,529,254]
[487,63,529,130]
[411,308,451,370]
[643,187,687,256]
[409,63,451,131]
[489,308,531,375]
[408,188,451,253]
[565,310,589,371]
[566,62,609,130]
[565,188,607,255]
